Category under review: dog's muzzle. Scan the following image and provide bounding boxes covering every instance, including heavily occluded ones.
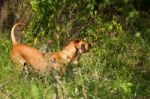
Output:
[81,43,91,53]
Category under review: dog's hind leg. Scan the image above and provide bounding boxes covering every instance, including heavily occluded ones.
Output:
[23,63,30,74]
[20,62,30,79]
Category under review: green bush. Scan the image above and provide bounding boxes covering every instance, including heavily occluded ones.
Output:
[0,0,150,98]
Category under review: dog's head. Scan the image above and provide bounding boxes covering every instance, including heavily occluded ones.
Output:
[73,40,91,53]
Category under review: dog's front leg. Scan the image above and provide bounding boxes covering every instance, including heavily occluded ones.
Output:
[72,58,78,65]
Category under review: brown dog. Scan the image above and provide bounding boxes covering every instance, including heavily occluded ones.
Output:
[10,23,91,74]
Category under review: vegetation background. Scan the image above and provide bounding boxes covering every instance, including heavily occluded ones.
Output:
[0,0,150,98]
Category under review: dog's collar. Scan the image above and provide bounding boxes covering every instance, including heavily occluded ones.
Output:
[62,49,80,61]
[76,49,81,60]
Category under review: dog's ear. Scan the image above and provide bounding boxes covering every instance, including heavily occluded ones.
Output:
[74,40,80,44]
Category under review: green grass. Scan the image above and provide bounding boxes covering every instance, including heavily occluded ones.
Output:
[0,16,150,99]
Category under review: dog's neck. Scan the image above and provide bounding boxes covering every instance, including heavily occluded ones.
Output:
[60,43,78,63]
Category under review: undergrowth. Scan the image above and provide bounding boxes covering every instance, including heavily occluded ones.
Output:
[0,15,150,99]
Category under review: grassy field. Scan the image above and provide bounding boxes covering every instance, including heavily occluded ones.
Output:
[0,15,150,99]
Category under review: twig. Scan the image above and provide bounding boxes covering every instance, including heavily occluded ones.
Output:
[0,91,10,99]
[82,84,88,99]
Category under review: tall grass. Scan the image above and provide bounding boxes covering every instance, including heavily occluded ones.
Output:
[0,16,150,99]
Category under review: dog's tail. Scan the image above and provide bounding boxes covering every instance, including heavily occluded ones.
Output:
[11,23,24,45]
